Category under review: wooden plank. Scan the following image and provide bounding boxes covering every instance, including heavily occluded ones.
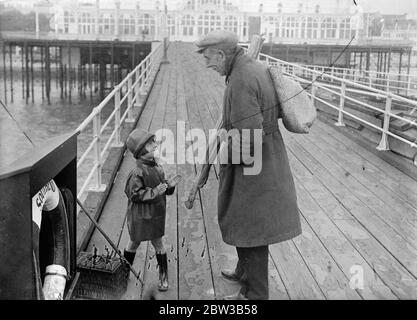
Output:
[289,131,417,250]
[283,133,417,282]
[302,126,417,241]
[287,150,397,299]
[313,119,417,196]
[269,240,326,299]
[176,43,215,300]
[292,213,362,299]
[311,120,417,210]
[335,218,417,299]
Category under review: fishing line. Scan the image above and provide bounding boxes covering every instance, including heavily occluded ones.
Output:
[0,99,35,146]
[223,35,355,129]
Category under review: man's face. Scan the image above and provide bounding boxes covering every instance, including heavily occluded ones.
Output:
[202,48,226,76]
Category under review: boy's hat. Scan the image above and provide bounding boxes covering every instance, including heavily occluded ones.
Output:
[126,129,155,158]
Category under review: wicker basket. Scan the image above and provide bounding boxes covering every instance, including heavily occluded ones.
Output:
[73,251,128,300]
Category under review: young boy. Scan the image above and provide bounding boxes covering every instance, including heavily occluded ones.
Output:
[123,128,181,291]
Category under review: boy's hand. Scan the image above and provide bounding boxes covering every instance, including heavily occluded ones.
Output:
[167,175,182,188]
[155,183,168,195]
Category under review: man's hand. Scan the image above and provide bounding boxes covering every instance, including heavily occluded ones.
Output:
[167,174,182,188]
[155,183,168,195]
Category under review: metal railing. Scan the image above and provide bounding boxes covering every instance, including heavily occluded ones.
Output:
[255,52,417,164]
[238,44,417,98]
[302,64,417,98]
[75,42,163,200]
[0,31,157,42]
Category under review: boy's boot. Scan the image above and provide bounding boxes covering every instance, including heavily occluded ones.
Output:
[156,253,169,291]
[123,250,136,265]
[123,250,136,277]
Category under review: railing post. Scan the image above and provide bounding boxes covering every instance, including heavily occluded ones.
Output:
[335,82,346,127]
[406,75,411,96]
[311,74,317,103]
[330,66,334,82]
[91,112,106,192]
[376,93,392,151]
[386,75,390,93]
[113,86,123,147]
[126,75,135,123]
[134,67,142,107]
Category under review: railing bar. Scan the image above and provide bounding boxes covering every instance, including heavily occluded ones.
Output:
[309,93,417,148]
[77,138,98,168]
[120,94,128,105]
[100,108,117,135]
[100,128,118,160]
[77,162,99,201]
[263,53,417,103]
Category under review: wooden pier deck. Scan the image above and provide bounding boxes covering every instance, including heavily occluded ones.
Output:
[85,42,417,300]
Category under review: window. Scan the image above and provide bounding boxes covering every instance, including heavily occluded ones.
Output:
[79,12,95,34]
[182,14,195,36]
[277,2,282,14]
[63,11,74,33]
[98,14,115,35]
[198,11,221,36]
[138,13,156,36]
[283,17,298,38]
[168,15,176,36]
[321,18,337,38]
[307,17,318,39]
[224,16,238,33]
[340,18,353,39]
[300,17,306,38]
[119,14,135,35]
[274,17,281,37]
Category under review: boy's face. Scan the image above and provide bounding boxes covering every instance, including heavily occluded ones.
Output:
[144,138,159,154]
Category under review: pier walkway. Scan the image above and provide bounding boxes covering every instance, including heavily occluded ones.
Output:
[80,42,417,300]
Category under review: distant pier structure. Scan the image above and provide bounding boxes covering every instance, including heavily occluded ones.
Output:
[0,36,153,105]
[41,0,417,85]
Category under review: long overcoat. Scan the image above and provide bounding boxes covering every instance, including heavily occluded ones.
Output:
[217,49,302,247]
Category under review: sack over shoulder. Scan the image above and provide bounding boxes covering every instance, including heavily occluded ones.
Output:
[268,66,316,134]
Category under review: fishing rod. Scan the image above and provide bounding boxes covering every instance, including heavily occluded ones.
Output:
[0,99,142,283]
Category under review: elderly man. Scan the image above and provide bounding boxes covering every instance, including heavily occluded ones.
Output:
[195,30,302,300]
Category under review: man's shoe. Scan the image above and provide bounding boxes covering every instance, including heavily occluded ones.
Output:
[222,292,248,300]
[221,269,241,282]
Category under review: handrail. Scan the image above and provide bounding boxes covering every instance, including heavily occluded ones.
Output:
[259,52,417,104]
[301,64,417,97]
[254,50,417,162]
[76,42,163,201]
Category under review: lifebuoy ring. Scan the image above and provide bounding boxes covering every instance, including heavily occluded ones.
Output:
[31,180,70,300]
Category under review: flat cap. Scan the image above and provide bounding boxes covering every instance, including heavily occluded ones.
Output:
[194,30,239,54]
